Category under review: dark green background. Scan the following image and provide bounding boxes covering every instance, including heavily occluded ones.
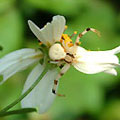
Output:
[0,0,120,120]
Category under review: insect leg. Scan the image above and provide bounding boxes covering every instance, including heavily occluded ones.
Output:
[52,63,70,97]
[75,28,101,46]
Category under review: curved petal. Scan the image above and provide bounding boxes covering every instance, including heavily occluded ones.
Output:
[0,49,42,84]
[106,46,120,55]
[52,15,65,42]
[21,64,58,114]
[73,46,119,74]
[104,69,117,76]
[28,15,65,46]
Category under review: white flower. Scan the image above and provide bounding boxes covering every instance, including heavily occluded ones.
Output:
[0,49,42,84]
[73,46,120,75]
[21,64,58,113]
[0,15,120,114]
[21,15,120,114]
[21,16,66,113]
[0,15,66,113]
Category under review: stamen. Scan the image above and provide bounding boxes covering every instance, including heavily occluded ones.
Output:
[64,25,68,32]
[60,39,63,43]
[75,41,81,46]
[65,25,68,29]
[68,43,74,47]
[74,31,77,34]
[38,40,42,45]
[70,31,78,38]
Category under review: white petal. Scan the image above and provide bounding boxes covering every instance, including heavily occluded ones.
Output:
[52,15,66,42]
[21,64,58,114]
[73,46,119,74]
[0,49,42,84]
[104,69,117,76]
[106,46,120,54]
[28,20,48,45]
[28,15,65,46]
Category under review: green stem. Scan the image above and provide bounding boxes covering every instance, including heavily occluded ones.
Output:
[0,108,37,117]
[0,65,48,113]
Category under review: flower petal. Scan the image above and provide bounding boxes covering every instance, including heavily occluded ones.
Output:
[0,49,42,84]
[21,64,58,114]
[52,15,65,42]
[104,69,117,76]
[106,46,120,54]
[73,46,120,74]
[28,15,65,46]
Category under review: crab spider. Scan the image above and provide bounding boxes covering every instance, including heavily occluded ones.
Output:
[49,27,100,96]
[1,15,120,114]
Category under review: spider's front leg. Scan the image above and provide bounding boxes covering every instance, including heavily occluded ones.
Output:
[75,28,101,46]
[52,63,70,97]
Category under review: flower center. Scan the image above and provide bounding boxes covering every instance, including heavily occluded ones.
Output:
[60,34,74,47]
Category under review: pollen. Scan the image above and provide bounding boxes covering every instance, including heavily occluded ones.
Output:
[68,43,74,47]
[39,42,42,45]
[60,34,74,48]
[74,31,77,34]
[65,25,68,29]
[78,42,81,45]
[60,39,63,43]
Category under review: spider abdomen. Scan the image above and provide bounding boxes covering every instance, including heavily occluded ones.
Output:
[49,43,66,60]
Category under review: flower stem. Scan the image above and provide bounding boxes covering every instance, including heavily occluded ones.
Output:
[0,65,49,113]
[0,108,37,117]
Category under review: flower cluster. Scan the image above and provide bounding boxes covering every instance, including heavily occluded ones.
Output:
[0,15,120,114]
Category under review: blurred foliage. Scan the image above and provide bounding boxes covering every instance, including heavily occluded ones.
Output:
[0,0,120,120]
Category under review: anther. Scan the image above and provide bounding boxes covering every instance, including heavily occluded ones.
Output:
[75,42,81,46]
[65,25,68,29]
[68,43,74,47]
[70,31,78,38]
[38,39,42,45]
[74,31,77,34]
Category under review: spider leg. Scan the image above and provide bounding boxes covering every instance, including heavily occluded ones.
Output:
[75,28,101,46]
[49,60,60,64]
[52,63,70,97]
